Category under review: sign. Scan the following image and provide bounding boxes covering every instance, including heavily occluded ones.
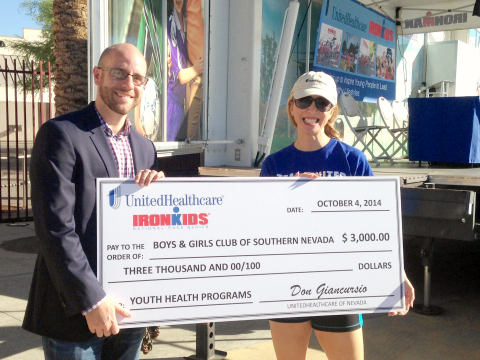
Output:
[400,3,480,35]
[97,177,405,328]
[313,0,396,102]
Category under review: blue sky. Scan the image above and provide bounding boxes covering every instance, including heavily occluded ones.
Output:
[0,0,41,37]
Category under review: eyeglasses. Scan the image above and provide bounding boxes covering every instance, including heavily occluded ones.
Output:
[294,96,333,112]
[98,67,148,86]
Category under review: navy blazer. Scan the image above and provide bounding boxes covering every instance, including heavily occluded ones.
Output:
[23,102,157,342]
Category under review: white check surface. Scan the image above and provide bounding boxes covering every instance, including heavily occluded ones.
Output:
[97,177,405,328]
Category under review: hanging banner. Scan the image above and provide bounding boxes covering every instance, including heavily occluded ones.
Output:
[134,0,205,142]
[400,3,479,35]
[313,0,396,102]
[166,0,204,141]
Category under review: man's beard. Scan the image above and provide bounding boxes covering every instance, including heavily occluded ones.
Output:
[98,84,140,115]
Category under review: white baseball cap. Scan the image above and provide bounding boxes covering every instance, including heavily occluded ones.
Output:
[291,71,337,106]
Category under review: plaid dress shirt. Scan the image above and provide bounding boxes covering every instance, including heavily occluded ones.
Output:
[96,110,136,178]
[82,110,136,316]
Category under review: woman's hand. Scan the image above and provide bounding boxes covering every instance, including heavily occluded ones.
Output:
[389,271,415,316]
[178,57,204,85]
[294,171,322,179]
[193,56,204,76]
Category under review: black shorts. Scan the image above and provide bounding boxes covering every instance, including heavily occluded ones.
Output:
[270,314,363,333]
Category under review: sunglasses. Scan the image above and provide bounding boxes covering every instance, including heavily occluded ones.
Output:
[98,67,148,86]
[294,96,333,112]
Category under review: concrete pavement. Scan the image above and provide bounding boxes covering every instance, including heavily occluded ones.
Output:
[1,221,479,359]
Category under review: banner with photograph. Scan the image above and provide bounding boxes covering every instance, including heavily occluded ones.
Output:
[313,0,396,102]
[134,0,204,142]
[165,0,204,141]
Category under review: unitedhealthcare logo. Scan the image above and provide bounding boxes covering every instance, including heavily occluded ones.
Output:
[108,190,223,210]
[109,187,121,209]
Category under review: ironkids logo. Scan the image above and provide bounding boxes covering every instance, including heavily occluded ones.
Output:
[368,19,393,42]
[133,207,209,227]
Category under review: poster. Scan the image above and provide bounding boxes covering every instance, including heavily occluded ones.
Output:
[313,0,396,102]
[134,0,205,142]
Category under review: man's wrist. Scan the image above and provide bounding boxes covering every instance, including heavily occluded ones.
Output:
[82,296,106,316]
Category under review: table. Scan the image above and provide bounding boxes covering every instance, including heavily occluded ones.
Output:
[408,96,480,163]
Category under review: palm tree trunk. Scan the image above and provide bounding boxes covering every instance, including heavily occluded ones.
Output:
[52,0,88,116]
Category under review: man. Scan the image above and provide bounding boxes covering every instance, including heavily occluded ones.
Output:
[22,43,164,359]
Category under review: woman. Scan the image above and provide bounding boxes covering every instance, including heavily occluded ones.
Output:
[167,0,203,141]
[260,71,415,360]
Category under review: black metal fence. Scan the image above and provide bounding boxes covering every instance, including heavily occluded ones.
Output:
[0,57,53,222]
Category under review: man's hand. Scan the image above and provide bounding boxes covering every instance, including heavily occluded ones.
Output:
[134,169,165,186]
[85,297,131,337]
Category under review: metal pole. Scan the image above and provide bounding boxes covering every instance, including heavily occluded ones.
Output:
[202,0,210,140]
[14,59,20,219]
[305,1,311,72]
[31,60,36,143]
[255,1,300,166]
[22,151,27,211]
[162,0,168,142]
[5,58,11,221]
[48,62,53,119]
[421,34,428,97]
[39,61,44,124]
[423,265,431,308]
[412,237,443,315]
[22,60,28,218]
[263,0,299,156]
[188,323,226,360]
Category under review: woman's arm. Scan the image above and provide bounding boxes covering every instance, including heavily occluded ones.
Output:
[178,56,203,85]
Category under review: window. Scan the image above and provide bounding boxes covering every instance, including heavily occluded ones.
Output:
[108,0,205,143]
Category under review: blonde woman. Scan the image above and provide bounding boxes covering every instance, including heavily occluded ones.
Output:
[260,71,415,360]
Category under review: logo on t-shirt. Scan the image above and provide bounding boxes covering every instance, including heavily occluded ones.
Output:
[277,171,347,177]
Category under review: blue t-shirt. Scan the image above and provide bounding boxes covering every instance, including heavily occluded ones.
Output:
[260,138,373,177]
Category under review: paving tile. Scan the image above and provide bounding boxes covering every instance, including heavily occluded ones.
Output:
[0,268,34,301]
[0,223,36,243]
[0,313,42,359]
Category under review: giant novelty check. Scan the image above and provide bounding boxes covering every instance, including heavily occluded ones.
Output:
[97,177,405,328]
